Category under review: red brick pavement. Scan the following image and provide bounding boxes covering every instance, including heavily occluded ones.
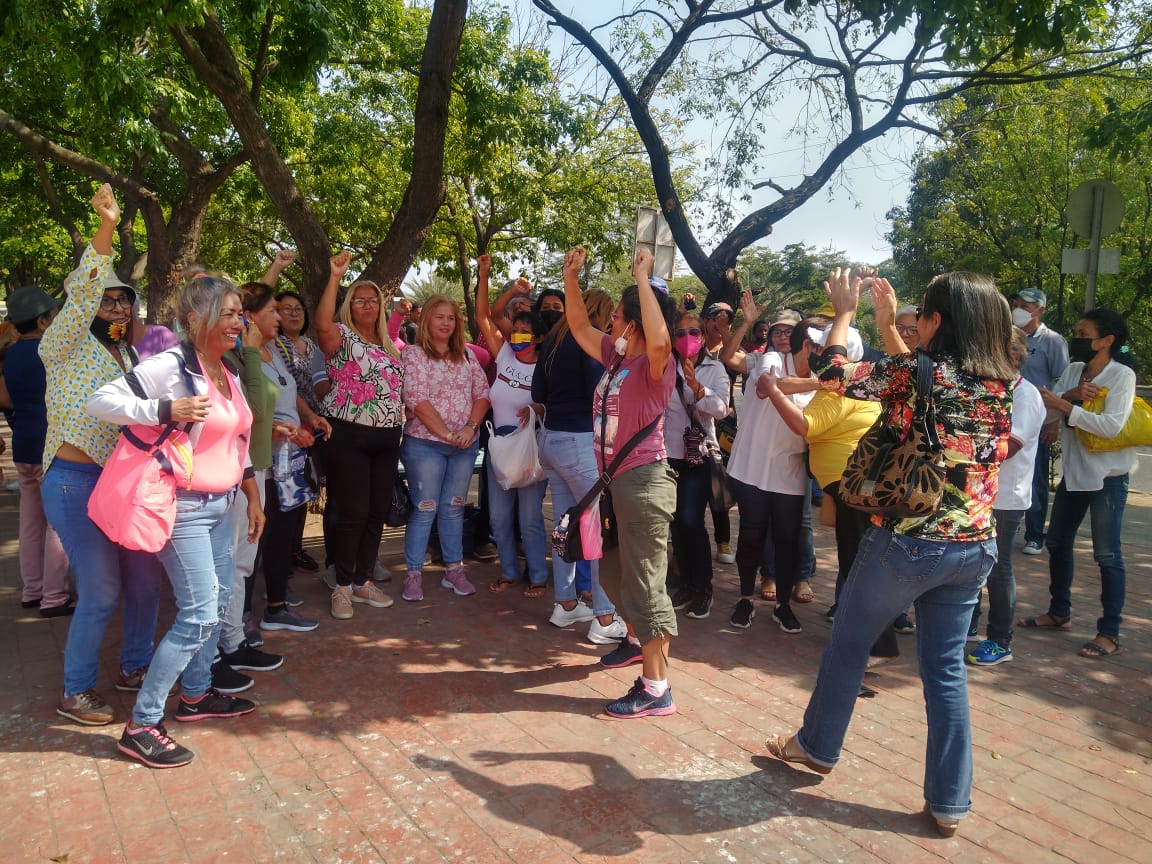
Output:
[0,474,1149,863]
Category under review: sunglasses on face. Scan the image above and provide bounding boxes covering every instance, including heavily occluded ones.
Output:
[674,328,702,338]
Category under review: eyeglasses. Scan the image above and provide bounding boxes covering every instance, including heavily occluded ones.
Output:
[771,328,793,339]
[674,328,701,338]
[895,325,918,337]
[350,298,380,308]
[99,295,133,311]
[279,305,304,314]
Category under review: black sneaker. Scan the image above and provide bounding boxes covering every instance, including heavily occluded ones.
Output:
[668,589,693,611]
[220,642,284,672]
[292,549,320,573]
[825,604,837,622]
[773,603,802,634]
[605,678,675,718]
[730,598,755,629]
[685,595,713,619]
[600,639,643,669]
[117,723,194,768]
[176,688,256,722]
[894,613,916,634]
[210,660,254,694]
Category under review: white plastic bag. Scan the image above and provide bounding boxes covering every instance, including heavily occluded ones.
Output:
[486,416,546,490]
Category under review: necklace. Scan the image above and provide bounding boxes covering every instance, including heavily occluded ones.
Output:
[199,354,228,390]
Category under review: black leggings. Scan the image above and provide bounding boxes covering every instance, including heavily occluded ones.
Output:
[261,478,308,606]
[325,419,402,587]
[731,478,803,603]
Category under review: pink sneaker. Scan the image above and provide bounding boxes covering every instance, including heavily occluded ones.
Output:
[441,564,476,597]
[402,571,424,602]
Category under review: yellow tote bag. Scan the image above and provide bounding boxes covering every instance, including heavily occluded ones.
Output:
[1075,387,1152,451]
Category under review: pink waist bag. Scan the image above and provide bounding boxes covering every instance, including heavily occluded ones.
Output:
[88,423,194,552]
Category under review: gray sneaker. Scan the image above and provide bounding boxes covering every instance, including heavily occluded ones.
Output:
[58,689,114,726]
[260,606,319,632]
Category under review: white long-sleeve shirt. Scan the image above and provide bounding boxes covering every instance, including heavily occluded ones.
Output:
[1054,359,1137,491]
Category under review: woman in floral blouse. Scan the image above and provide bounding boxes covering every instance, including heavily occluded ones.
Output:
[766,269,1015,840]
[316,252,405,621]
[399,295,491,603]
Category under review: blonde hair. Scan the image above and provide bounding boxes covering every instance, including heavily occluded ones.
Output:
[417,295,467,362]
[584,288,614,331]
[339,280,399,359]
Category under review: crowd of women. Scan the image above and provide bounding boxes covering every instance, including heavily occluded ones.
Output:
[3,184,1139,838]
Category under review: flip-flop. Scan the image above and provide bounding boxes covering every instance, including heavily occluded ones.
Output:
[765,733,833,775]
[1017,613,1070,629]
[792,582,814,604]
[522,583,548,599]
[1078,635,1121,658]
[487,578,518,594]
[760,580,777,602]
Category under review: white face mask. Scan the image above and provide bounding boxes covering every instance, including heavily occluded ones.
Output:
[1011,307,1034,328]
[614,322,633,355]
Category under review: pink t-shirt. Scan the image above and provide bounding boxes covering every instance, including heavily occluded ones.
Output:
[593,334,675,475]
[401,345,490,442]
[192,376,253,492]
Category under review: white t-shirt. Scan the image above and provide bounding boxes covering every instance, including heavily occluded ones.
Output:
[1054,359,1138,492]
[489,343,536,429]
[995,377,1045,511]
[663,356,730,460]
[726,351,813,495]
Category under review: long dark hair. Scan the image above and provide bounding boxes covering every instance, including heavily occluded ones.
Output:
[620,283,676,338]
[1082,307,1136,371]
[921,272,1016,382]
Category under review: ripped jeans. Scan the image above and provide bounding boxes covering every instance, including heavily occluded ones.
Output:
[401,435,479,571]
[133,488,236,726]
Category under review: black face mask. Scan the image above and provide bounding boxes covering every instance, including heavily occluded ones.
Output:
[1068,337,1096,363]
[539,310,563,331]
[90,317,128,345]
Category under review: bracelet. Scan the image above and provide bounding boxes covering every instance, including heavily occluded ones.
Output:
[463,420,478,430]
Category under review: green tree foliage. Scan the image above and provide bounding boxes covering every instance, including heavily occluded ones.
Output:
[886,71,1152,373]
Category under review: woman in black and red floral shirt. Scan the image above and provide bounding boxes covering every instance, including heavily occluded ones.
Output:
[766,269,1015,840]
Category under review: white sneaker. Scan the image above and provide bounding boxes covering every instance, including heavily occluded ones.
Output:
[372,561,392,583]
[715,541,735,564]
[549,600,594,628]
[1021,541,1043,556]
[588,615,627,644]
[322,565,339,590]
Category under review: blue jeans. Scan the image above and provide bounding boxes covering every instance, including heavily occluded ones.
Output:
[487,448,549,585]
[971,508,1024,647]
[134,489,236,725]
[797,527,995,820]
[401,436,479,571]
[1045,475,1128,639]
[537,428,615,616]
[42,460,163,697]
[1024,441,1050,545]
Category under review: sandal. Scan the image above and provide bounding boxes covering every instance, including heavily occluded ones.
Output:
[522,583,548,599]
[1017,613,1070,629]
[760,580,777,602]
[765,733,832,775]
[792,582,814,604]
[487,578,518,594]
[1078,634,1121,658]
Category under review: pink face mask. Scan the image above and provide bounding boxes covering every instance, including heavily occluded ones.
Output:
[675,334,703,359]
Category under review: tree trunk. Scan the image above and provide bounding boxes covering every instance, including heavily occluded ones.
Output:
[358,0,469,294]
[172,16,332,301]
